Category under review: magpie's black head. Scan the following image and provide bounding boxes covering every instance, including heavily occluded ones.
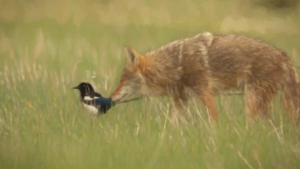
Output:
[73,82,95,99]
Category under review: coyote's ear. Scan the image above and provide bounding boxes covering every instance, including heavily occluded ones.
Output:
[125,46,140,66]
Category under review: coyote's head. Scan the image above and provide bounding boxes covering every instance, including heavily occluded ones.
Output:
[111,47,146,103]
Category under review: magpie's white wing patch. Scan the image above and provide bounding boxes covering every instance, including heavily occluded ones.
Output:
[83,104,99,114]
[84,96,100,101]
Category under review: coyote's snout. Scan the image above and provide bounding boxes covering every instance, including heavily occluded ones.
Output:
[111,32,300,124]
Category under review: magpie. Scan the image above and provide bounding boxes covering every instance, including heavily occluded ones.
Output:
[73,82,114,114]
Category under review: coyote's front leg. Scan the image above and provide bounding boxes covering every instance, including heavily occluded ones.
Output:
[200,92,218,123]
[171,92,188,126]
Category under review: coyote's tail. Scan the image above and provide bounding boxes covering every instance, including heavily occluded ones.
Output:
[281,63,300,124]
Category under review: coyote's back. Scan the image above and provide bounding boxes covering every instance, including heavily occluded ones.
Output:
[111,32,300,124]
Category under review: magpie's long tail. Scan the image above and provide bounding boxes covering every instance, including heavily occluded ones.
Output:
[118,98,140,103]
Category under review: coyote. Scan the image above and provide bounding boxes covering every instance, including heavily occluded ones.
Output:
[111,32,300,124]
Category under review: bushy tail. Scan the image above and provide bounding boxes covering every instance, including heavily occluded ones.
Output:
[281,64,300,124]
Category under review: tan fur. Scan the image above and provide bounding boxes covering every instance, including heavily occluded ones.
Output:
[111,32,300,125]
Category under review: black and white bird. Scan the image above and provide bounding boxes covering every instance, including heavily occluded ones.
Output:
[73,82,114,114]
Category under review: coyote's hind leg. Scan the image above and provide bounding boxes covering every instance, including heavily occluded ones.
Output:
[245,82,278,124]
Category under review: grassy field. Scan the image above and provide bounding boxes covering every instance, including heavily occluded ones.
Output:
[1,0,300,168]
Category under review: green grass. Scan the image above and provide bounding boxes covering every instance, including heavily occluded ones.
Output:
[1,0,300,168]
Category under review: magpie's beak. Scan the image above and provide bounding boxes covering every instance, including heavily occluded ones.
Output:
[73,86,79,89]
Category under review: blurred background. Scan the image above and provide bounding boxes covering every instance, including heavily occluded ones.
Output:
[1,0,300,168]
